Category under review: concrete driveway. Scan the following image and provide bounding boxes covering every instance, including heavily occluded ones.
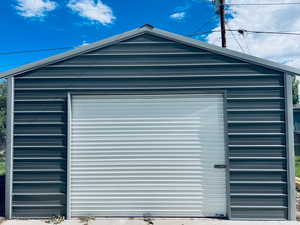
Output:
[1,218,300,225]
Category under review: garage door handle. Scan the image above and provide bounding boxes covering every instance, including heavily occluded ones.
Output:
[214,164,227,169]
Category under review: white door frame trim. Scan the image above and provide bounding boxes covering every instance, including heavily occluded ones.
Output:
[66,91,229,219]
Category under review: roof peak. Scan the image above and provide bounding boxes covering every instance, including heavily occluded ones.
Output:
[139,24,154,29]
[1,25,300,78]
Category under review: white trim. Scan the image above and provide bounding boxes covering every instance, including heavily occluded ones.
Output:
[284,73,296,220]
[5,77,14,218]
[68,93,227,217]
[149,28,300,75]
[0,28,147,79]
[223,91,231,219]
[1,25,300,79]
[67,93,72,219]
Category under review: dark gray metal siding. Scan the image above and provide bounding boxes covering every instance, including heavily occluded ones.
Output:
[12,34,287,219]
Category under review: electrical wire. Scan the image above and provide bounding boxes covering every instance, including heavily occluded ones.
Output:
[189,29,300,37]
[0,46,74,55]
[1,28,300,56]
[189,30,220,37]
[229,29,300,35]
[225,22,246,53]
[225,2,300,6]
[230,20,252,54]
[194,20,216,36]
[186,14,219,37]
[211,36,222,45]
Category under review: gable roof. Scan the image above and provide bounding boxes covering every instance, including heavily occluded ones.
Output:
[1,24,300,79]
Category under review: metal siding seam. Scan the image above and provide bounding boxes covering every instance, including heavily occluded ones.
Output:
[67,93,72,219]
[13,86,285,91]
[223,91,231,219]
[5,77,14,218]
[284,73,296,220]
[48,63,248,67]
[69,90,230,97]
[16,74,282,79]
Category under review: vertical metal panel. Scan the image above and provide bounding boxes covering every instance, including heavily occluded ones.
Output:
[223,91,231,219]
[67,93,72,219]
[284,73,296,220]
[70,94,227,217]
[5,77,14,219]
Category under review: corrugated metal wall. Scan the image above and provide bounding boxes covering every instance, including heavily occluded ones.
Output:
[12,33,287,219]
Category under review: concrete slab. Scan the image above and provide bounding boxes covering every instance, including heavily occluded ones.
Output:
[1,218,300,225]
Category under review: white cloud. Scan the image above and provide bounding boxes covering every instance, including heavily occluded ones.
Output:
[67,0,115,25]
[81,40,89,46]
[170,12,186,20]
[15,0,57,18]
[205,0,300,69]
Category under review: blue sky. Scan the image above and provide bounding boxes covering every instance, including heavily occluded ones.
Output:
[2,0,300,74]
[0,0,219,72]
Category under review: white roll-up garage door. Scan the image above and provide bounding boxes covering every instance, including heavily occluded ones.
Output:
[70,94,226,218]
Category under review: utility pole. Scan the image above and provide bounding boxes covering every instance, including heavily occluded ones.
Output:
[219,0,226,48]
[214,0,226,48]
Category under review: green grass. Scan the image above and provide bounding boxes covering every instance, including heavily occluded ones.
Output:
[0,159,4,175]
[296,156,300,177]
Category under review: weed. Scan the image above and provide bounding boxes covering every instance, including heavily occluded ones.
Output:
[79,216,96,225]
[143,214,154,225]
[45,216,65,225]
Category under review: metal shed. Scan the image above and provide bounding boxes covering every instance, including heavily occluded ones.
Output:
[2,24,300,220]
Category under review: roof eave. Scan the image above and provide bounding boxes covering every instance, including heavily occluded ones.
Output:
[1,25,300,79]
[148,27,300,75]
[0,26,149,79]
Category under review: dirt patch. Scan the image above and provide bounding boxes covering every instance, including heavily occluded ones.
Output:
[296,190,300,220]
[0,218,5,225]
[297,191,300,211]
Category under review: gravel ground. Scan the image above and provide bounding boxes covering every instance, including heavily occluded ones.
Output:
[297,191,300,220]
[1,218,300,225]
[2,192,300,225]
[297,192,300,211]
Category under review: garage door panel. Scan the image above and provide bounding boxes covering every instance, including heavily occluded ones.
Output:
[70,94,226,218]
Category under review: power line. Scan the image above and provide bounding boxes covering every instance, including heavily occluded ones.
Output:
[0,46,74,55]
[211,36,222,45]
[197,17,218,34]
[187,14,219,37]
[225,2,300,6]
[231,20,252,54]
[209,0,300,6]
[225,22,245,53]
[230,29,300,35]
[187,30,220,37]
[1,28,300,56]
[189,29,300,36]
